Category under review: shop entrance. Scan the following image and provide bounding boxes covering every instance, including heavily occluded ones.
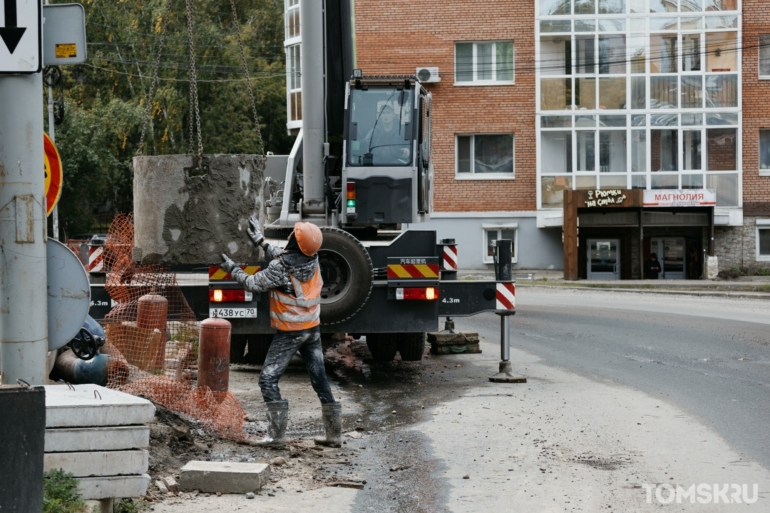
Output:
[650,238,686,279]
[587,239,620,280]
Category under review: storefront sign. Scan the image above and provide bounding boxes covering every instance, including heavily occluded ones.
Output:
[643,189,716,207]
[584,189,627,208]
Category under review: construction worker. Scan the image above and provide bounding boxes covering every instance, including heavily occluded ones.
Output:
[220,217,341,448]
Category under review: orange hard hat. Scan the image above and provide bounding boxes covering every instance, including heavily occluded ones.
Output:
[294,222,323,256]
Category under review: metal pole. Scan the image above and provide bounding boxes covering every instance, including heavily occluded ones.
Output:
[500,314,510,362]
[47,80,59,240]
[0,73,49,385]
[299,0,326,215]
[708,206,715,256]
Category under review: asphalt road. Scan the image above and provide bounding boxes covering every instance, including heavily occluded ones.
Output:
[457,287,770,470]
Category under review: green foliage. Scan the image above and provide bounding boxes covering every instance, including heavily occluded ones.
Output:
[43,469,87,513]
[114,498,148,513]
[51,0,292,236]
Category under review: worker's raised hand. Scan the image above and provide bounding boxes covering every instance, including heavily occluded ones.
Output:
[247,215,264,246]
[220,253,236,273]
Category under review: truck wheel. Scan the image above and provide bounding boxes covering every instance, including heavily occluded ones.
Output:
[366,334,398,362]
[230,334,248,364]
[245,334,273,365]
[397,333,426,362]
[318,228,373,324]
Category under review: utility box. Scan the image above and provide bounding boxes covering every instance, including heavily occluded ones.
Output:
[43,4,88,66]
[132,154,265,266]
[0,385,46,513]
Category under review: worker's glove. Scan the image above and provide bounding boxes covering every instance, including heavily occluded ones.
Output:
[220,253,236,274]
[247,215,264,247]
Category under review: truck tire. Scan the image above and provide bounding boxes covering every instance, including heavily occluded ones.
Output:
[397,333,426,362]
[245,334,273,365]
[366,334,398,362]
[230,334,248,364]
[318,228,373,324]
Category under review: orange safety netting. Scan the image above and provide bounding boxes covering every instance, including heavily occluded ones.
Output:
[101,214,245,440]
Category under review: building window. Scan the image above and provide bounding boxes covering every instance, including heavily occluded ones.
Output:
[758,221,770,261]
[483,225,518,264]
[456,134,514,177]
[286,44,302,125]
[284,0,301,129]
[285,0,300,40]
[761,35,770,79]
[761,130,770,174]
[455,42,514,85]
[537,2,740,209]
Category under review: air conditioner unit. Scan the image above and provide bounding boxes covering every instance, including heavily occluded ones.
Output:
[416,67,441,83]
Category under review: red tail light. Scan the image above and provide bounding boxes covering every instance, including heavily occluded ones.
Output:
[209,289,253,302]
[395,287,438,300]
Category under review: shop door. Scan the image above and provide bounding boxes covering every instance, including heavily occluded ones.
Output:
[587,239,620,280]
[651,238,685,280]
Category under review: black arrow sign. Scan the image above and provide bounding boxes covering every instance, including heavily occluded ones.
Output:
[0,0,26,54]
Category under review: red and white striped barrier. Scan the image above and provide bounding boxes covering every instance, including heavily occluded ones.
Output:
[495,282,515,311]
[88,244,104,273]
[442,244,458,271]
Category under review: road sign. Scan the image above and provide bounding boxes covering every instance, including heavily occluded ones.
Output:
[44,132,62,216]
[0,0,41,73]
[43,3,87,66]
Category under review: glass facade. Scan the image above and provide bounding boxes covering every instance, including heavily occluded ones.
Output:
[537,0,741,208]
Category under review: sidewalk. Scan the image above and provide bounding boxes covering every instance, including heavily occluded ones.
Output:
[457,270,770,299]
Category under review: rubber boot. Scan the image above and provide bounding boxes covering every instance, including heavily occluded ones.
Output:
[255,400,288,447]
[314,402,342,447]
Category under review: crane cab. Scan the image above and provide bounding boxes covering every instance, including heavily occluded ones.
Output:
[342,74,431,227]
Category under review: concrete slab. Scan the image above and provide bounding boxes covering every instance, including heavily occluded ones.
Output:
[45,426,150,452]
[44,450,148,477]
[77,474,150,500]
[44,384,155,428]
[179,461,270,494]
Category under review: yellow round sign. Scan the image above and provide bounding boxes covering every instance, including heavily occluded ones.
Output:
[44,133,63,216]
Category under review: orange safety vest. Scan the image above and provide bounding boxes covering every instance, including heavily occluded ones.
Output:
[269,267,323,331]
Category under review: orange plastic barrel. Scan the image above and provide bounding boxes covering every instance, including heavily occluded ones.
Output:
[198,317,232,393]
[137,294,168,371]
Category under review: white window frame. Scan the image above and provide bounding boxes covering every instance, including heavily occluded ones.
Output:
[757,220,770,261]
[482,223,519,264]
[455,133,516,180]
[454,41,515,86]
[759,34,770,80]
[284,0,301,130]
[285,44,302,130]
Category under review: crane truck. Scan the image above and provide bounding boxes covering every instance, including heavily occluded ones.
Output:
[89,0,515,364]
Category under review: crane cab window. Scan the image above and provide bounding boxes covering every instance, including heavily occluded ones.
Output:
[348,88,414,167]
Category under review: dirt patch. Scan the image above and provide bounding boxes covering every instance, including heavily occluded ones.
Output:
[569,452,633,471]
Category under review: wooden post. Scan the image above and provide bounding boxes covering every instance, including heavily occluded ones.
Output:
[708,206,715,256]
[639,208,644,280]
[563,190,579,281]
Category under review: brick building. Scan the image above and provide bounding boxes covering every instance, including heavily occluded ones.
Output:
[285,0,770,277]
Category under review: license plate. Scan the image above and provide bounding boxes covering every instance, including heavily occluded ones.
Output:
[209,308,257,319]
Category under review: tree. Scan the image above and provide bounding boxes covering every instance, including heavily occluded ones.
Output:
[50,0,291,236]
